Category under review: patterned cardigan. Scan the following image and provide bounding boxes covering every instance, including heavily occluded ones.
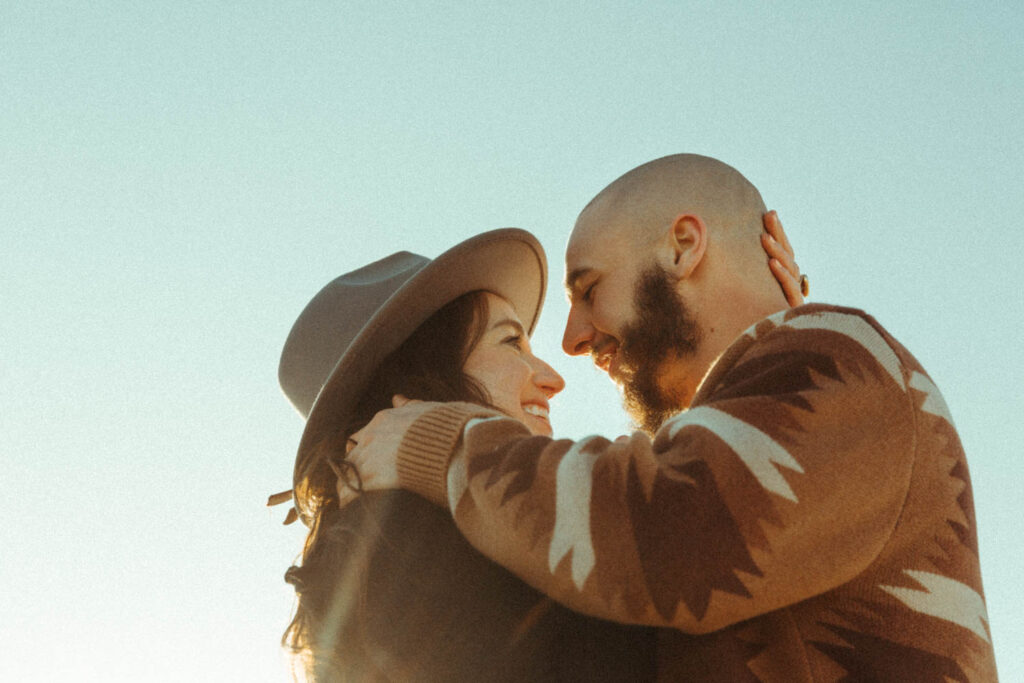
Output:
[394,304,998,682]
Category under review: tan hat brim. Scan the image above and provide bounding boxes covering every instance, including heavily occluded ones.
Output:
[292,228,546,521]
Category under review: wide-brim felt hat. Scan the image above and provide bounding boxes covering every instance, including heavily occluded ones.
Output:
[278,228,547,525]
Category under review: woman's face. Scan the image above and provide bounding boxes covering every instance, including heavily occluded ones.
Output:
[463,293,565,436]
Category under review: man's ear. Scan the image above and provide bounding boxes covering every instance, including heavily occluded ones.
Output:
[666,213,707,279]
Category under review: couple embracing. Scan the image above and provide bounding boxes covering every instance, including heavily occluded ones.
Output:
[271,154,997,681]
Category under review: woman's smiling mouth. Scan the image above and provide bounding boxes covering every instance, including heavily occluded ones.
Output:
[522,402,550,421]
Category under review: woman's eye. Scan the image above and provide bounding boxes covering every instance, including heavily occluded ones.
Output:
[583,283,596,303]
[504,335,524,350]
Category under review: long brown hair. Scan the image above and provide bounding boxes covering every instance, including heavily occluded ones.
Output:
[282,290,492,681]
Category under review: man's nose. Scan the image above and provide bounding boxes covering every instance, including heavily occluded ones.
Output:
[562,305,594,356]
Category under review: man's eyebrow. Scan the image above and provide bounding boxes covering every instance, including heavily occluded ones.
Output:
[564,267,592,296]
[491,318,526,336]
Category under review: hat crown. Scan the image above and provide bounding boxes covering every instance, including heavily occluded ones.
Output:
[279,251,430,417]
[339,251,426,285]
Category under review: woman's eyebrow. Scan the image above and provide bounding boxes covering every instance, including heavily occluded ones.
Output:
[491,318,526,336]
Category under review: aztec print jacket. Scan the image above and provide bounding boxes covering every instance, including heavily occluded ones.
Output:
[394,304,998,681]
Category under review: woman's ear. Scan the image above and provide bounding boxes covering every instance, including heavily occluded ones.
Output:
[665,213,708,280]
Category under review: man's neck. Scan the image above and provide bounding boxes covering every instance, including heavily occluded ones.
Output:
[663,297,787,411]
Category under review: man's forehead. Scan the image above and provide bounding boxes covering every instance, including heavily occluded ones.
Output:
[564,225,600,286]
[565,206,628,274]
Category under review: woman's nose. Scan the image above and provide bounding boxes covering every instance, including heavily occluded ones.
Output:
[532,356,566,397]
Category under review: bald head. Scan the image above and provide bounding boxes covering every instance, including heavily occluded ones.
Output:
[575,153,767,261]
[562,154,787,416]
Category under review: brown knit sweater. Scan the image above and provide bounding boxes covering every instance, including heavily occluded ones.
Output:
[395,304,998,681]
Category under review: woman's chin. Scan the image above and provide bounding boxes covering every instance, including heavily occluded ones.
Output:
[524,414,553,437]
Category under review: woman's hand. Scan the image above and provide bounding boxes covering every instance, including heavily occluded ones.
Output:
[762,210,807,308]
[337,395,432,508]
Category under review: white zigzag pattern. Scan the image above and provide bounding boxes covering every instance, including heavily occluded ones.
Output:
[880,570,990,643]
[774,311,905,389]
[909,371,955,425]
[772,312,906,391]
[665,406,804,502]
[448,416,511,509]
[548,436,601,589]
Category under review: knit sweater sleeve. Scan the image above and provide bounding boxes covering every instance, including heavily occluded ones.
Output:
[395,306,918,633]
[395,402,506,507]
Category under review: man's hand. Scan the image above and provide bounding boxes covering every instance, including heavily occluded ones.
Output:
[338,396,439,507]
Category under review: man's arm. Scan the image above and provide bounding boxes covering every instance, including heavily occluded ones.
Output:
[349,306,916,634]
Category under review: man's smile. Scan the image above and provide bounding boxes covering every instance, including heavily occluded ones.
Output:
[591,339,621,378]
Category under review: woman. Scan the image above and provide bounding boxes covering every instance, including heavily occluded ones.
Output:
[272,226,802,681]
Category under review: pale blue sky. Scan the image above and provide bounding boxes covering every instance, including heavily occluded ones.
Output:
[2,2,1021,680]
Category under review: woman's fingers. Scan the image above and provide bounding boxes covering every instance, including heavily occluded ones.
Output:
[762,210,805,307]
[769,256,804,307]
[763,231,797,274]
[764,210,794,255]
[762,212,799,277]
[763,233,804,306]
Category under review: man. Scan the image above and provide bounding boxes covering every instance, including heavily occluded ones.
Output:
[347,154,997,680]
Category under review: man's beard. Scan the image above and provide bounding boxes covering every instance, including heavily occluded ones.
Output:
[615,264,701,434]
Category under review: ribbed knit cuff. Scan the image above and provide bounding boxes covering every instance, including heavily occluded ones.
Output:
[396,402,500,508]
